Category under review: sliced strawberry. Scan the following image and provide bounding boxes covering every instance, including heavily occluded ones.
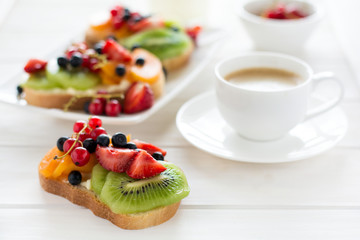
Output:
[102,39,132,62]
[123,82,154,114]
[132,139,167,156]
[24,59,47,73]
[126,150,166,179]
[128,18,152,32]
[96,146,138,173]
[186,25,202,42]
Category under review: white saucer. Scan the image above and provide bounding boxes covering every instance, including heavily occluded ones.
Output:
[176,92,348,163]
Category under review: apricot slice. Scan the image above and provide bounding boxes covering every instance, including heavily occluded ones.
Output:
[39,147,61,178]
[54,154,98,179]
[99,61,130,84]
[90,19,112,31]
[129,49,162,84]
[39,146,98,180]
[114,26,133,39]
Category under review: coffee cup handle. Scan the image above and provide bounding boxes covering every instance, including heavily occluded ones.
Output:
[304,72,344,120]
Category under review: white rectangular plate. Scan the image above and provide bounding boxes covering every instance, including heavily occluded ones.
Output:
[0,28,226,125]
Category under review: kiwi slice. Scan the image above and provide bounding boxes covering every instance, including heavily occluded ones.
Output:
[91,164,109,196]
[99,162,190,214]
[122,28,192,61]
[46,59,101,90]
[23,73,63,90]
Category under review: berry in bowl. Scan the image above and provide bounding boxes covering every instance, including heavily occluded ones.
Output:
[238,0,323,52]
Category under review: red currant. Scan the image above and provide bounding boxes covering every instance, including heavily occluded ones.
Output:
[66,48,79,59]
[105,99,121,116]
[90,127,107,140]
[73,120,86,133]
[88,58,99,73]
[89,99,104,115]
[78,132,91,142]
[71,147,90,166]
[63,138,81,154]
[112,18,124,30]
[81,54,90,68]
[88,116,102,128]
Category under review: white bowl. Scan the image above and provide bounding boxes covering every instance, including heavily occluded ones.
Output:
[238,0,323,52]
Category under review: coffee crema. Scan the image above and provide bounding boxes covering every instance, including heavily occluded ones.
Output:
[224,67,303,91]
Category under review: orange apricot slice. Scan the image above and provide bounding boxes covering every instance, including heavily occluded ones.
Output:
[99,61,130,84]
[129,49,162,84]
[114,26,133,39]
[90,19,112,31]
[39,146,61,178]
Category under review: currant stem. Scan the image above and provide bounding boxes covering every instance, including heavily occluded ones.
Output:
[53,123,88,160]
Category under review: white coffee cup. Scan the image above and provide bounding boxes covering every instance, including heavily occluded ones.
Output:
[215,52,344,141]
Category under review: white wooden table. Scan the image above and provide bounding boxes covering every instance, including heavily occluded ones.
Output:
[1,0,360,239]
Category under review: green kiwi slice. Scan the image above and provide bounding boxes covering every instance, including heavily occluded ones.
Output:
[99,162,190,214]
[23,73,63,90]
[122,28,192,61]
[90,164,109,196]
[46,59,100,90]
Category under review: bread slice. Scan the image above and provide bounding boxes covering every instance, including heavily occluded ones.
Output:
[161,41,194,71]
[39,173,181,229]
[24,72,165,110]
[85,27,114,47]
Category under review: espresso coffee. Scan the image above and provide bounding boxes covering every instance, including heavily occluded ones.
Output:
[225,67,302,91]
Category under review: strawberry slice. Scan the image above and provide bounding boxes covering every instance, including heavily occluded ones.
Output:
[186,25,202,42]
[102,39,132,62]
[123,82,154,114]
[24,59,47,73]
[96,146,138,173]
[126,150,167,179]
[132,139,167,156]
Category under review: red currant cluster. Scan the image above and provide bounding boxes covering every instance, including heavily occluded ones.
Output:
[85,90,122,117]
[56,116,107,167]
[58,42,101,72]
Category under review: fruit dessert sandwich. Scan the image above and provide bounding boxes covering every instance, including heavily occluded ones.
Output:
[39,116,190,229]
[85,5,202,70]
[19,39,165,117]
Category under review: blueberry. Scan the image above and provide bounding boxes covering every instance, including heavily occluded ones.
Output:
[83,101,90,114]
[122,8,131,21]
[94,42,104,54]
[133,16,143,23]
[107,35,117,41]
[16,85,23,95]
[125,142,137,149]
[152,151,164,161]
[171,26,179,32]
[68,171,82,185]
[135,57,145,66]
[70,53,83,68]
[162,66,168,79]
[57,56,68,68]
[96,134,110,147]
[83,138,97,153]
[112,132,127,148]
[115,64,126,76]
[131,44,140,51]
[57,136,69,152]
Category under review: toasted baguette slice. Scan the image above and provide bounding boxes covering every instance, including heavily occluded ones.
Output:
[39,173,180,230]
[161,41,194,71]
[85,27,115,47]
[24,72,165,110]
